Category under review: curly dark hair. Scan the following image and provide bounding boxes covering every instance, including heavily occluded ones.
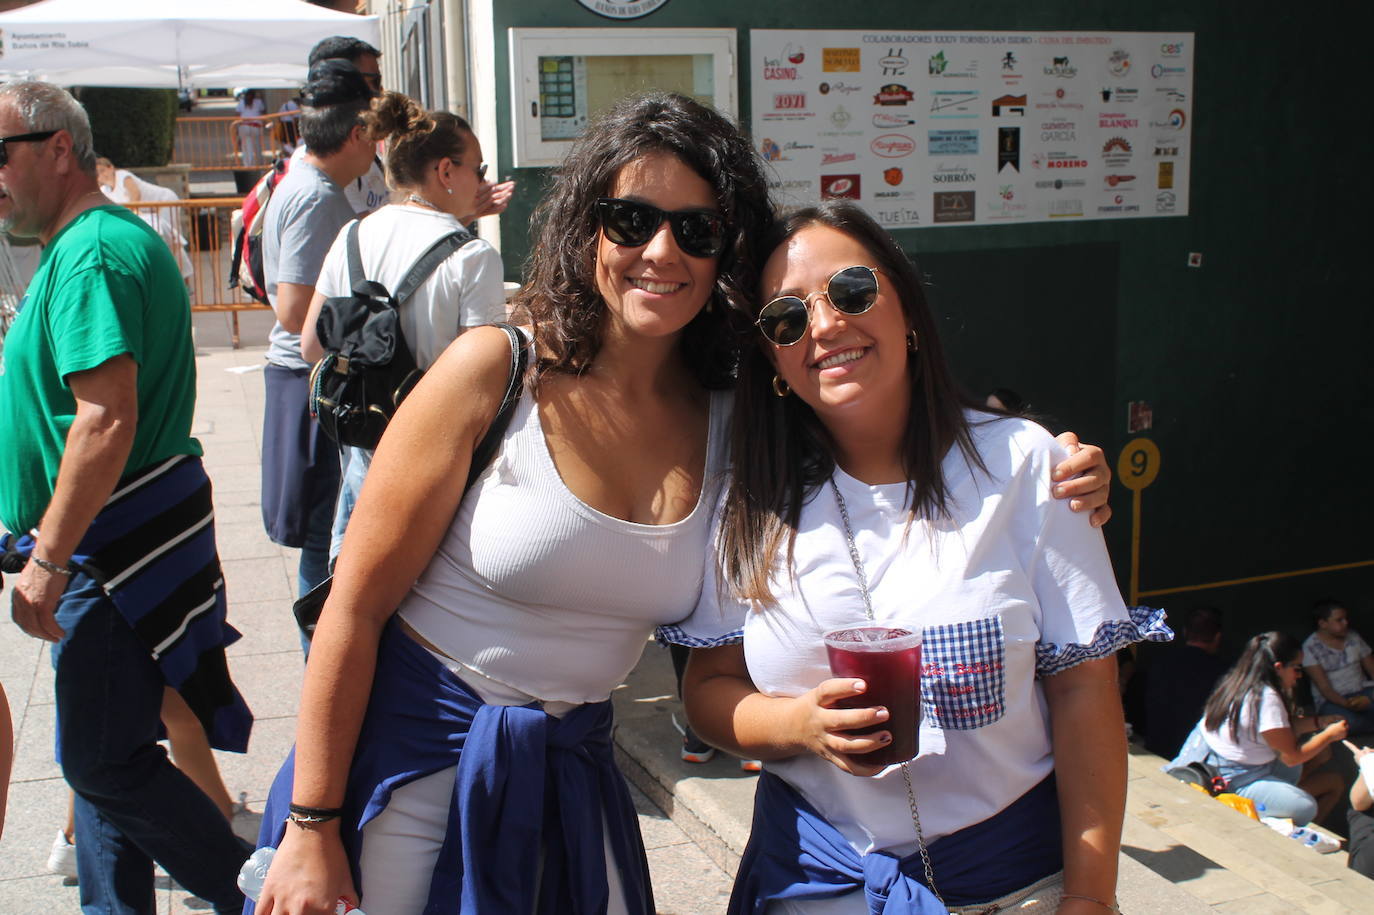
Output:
[514,92,774,390]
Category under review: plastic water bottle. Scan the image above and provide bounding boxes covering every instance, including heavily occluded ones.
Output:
[237,846,365,914]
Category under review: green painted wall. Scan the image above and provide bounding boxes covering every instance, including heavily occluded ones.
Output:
[485,0,1372,641]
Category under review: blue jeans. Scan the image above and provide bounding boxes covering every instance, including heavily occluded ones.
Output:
[53,573,248,914]
[1316,686,1374,735]
[1213,755,1317,825]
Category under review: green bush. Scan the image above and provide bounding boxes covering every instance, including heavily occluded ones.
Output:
[78,88,177,167]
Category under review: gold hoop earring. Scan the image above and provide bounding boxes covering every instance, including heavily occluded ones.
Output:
[907,330,919,353]
[772,375,791,398]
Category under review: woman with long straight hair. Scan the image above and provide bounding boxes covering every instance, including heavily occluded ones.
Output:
[676,201,1164,914]
[1196,631,1348,824]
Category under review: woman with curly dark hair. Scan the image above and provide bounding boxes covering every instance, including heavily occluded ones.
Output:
[252,92,773,915]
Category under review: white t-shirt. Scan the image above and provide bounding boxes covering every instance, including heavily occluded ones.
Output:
[676,414,1147,855]
[314,204,506,369]
[1302,631,1372,697]
[1200,686,1290,766]
[289,143,390,216]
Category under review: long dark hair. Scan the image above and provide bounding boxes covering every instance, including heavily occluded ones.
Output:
[514,92,773,391]
[1203,631,1299,742]
[718,201,985,604]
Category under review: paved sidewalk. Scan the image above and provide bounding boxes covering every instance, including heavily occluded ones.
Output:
[2,314,1370,912]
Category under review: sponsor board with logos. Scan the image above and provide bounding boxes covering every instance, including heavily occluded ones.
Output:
[751,29,1192,227]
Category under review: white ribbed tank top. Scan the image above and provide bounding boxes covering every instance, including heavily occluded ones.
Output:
[396,383,731,706]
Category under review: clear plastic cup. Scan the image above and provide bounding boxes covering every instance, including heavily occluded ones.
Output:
[823,626,922,766]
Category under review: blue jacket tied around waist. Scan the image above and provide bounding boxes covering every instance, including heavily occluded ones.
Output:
[249,619,653,914]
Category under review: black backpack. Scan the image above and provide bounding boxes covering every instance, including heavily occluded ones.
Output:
[309,219,474,449]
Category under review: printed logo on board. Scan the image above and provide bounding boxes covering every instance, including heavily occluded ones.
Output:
[871,134,916,158]
[1104,173,1136,187]
[987,185,1028,219]
[872,112,918,129]
[1107,48,1131,77]
[1034,177,1086,190]
[1031,152,1088,169]
[1150,108,1187,131]
[928,130,979,156]
[1044,56,1078,78]
[1158,161,1175,188]
[819,81,863,96]
[929,90,979,118]
[1040,119,1077,142]
[1098,112,1139,130]
[574,0,669,20]
[773,93,807,110]
[873,83,915,106]
[880,47,909,76]
[1152,140,1180,157]
[784,140,815,151]
[1151,63,1186,79]
[1034,86,1084,111]
[821,151,857,165]
[1155,190,1177,213]
[884,167,904,186]
[928,50,978,78]
[992,94,1026,116]
[763,43,805,80]
[998,126,1021,173]
[933,191,975,223]
[759,138,783,161]
[1159,41,1185,57]
[1049,199,1084,218]
[1097,194,1141,214]
[1002,51,1018,72]
[874,206,921,226]
[819,104,861,136]
[823,47,862,72]
[1102,136,1133,167]
[932,164,977,184]
[1099,87,1138,103]
[821,174,861,199]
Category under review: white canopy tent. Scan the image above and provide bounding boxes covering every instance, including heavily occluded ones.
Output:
[0,0,380,89]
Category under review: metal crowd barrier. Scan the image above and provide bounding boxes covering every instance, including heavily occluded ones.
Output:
[173,112,296,172]
[120,197,270,348]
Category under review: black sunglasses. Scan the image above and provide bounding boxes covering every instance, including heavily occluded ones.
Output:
[756,265,881,347]
[0,130,58,168]
[594,197,726,259]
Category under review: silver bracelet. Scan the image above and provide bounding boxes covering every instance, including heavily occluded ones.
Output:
[29,555,74,577]
[1061,893,1120,912]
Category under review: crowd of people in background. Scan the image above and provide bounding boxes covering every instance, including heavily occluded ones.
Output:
[0,29,1371,915]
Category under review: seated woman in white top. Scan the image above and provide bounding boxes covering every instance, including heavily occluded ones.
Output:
[300,92,507,561]
[1196,630,1348,825]
[677,201,1164,914]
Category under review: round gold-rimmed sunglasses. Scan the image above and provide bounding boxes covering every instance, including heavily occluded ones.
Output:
[755,265,880,346]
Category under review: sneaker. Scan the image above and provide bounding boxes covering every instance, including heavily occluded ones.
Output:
[739,758,763,773]
[672,712,716,764]
[47,830,78,879]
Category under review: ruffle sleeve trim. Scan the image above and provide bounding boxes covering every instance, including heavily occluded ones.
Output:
[1035,605,1172,678]
[654,624,744,648]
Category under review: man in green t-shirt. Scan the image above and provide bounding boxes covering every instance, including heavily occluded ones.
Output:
[0,81,248,913]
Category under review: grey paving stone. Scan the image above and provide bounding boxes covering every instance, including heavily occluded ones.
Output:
[0,873,81,914]
[221,556,295,604]
[0,776,74,881]
[228,652,306,721]
[8,699,59,784]
[214,521,283,562]
[225,599,305,658]
[644,840,733,915]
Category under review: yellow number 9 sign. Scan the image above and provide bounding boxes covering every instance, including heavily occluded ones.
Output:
[1117,438,1160,491]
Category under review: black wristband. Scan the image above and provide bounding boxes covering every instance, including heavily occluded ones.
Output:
[288,802,344,818]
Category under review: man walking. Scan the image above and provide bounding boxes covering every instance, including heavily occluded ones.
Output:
[260,59,377,603]
[0,81,250,913]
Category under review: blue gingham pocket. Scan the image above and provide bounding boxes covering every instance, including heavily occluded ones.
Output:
[921,616,1007,730]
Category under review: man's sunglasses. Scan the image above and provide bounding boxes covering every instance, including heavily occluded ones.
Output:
[756,265,880,346]
[0,130,58,168]
[594,197,726,259]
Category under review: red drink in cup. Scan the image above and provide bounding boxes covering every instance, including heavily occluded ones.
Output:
[823,626,922,766]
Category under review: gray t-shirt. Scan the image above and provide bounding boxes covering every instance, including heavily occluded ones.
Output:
[262,160,357,369]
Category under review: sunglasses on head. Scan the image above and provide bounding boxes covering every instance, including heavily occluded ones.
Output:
[755,265,880,346]
[594,197,726,259]
[0,130,58,168]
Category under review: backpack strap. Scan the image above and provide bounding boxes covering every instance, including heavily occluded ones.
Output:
[392,227,476,306]
[343,220,364,293]
[465,322,528,491]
